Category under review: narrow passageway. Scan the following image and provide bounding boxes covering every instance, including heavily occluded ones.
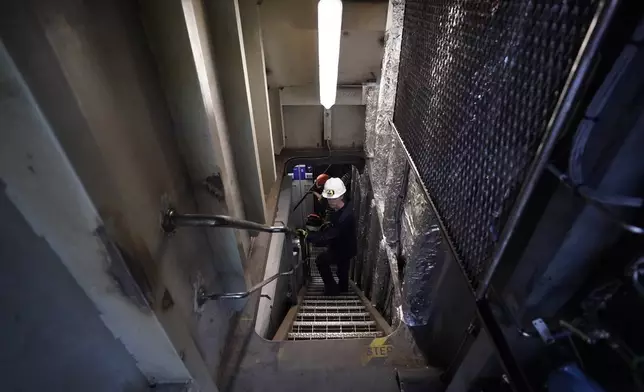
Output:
[3,0,641,390]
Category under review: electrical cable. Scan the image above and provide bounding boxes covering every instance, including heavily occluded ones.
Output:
[291,163,332,212]
[290,136,335,213]
[568,123,644,208]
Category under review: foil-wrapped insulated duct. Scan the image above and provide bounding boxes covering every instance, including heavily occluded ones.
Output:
[401,223,442,326]
[382,141,408,244]
[368,134,395,218]
[361,204,381,296]
[349,166,363,280]
[369,239,391,313]
[400,174,446,326]
[354,172,373,285]
[363,83,379,157]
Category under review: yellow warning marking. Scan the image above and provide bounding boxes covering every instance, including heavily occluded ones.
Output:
[361,337,394,365]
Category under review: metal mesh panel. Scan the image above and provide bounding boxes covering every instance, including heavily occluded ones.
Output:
[394,0,600,286]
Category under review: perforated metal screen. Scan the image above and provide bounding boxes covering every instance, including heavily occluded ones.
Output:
[394,0,601,287]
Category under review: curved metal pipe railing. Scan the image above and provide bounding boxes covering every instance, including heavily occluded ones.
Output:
[196,258,306,305]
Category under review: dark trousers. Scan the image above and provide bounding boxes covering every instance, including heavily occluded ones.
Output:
[315,250,350,294]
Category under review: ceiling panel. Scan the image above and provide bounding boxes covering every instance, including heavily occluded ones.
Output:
[259,0,387,88]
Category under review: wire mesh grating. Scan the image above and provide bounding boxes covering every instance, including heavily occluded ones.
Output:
[393,0,601,287]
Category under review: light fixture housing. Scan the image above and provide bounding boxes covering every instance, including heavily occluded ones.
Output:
[317,0,343,110]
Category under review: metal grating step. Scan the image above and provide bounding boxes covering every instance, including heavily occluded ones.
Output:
[306,290,353,294]
[293,321,375,327]
[292,326,379,334]
[299,305,366,311]
[295,313,373,322]
[302,300,362,305]
[304,295,359,300]
[296,312,370,318]
[288,331,383,340]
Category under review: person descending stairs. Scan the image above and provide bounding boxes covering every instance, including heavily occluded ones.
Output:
[287,248,384,340]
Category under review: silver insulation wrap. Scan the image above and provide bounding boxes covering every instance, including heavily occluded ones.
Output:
[360,115,445,327]
[357,0,446,328]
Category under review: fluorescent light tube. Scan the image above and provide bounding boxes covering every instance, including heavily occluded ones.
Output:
[318,0,342,109]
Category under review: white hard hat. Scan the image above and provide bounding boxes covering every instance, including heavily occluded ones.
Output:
[322,177,346,199]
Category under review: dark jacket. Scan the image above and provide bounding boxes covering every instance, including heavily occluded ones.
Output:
[307,201,356,259]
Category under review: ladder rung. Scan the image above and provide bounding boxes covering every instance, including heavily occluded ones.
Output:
[304,296,359,300]
[303,300,362,304]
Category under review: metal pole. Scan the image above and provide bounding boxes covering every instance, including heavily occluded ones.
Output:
[476,0,619,300]
[162,208,293,234]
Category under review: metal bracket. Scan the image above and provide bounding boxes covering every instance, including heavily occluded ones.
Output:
[323,108,332,142]
[532,318,554,345]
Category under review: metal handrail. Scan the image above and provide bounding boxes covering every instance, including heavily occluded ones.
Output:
[162,208,293,234]
[196,258,306,305]
[162,207,306,304]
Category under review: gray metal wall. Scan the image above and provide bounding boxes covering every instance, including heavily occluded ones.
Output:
[0,189,149,392]
[0,0,248,388]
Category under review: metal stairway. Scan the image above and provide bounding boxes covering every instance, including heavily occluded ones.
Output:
[287,248,385,340]
[239,247,439,392]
